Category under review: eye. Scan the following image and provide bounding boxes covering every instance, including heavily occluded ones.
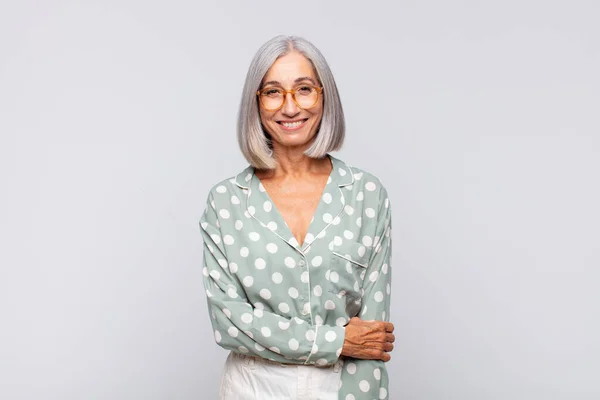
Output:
[262,88,283,97]
[296,85,314,95]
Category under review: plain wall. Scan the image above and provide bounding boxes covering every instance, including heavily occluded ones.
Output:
[1,0,599,399]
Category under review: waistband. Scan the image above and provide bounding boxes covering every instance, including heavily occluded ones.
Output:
[229,351,344,372]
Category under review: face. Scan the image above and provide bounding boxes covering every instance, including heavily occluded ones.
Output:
[258,51,324,151]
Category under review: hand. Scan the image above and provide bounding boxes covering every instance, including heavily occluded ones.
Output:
[341,317,395,362]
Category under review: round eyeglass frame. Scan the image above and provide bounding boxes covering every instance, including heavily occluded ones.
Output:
[256,85,324,111]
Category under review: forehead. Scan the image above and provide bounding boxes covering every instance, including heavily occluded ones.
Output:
[262,51,317,83]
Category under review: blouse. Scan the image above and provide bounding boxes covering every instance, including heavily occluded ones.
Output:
[199,154,392,399]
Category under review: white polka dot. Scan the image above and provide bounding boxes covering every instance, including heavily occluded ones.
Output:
[267,221,277,230]
[369,271,379,282]
[382,263,389,274]
[288,287,299,298]
[330,271,339,283]
[356,192,364,201]
[303,302,311,315]
[266,243,278,253]
[324,300,336,310]
[354,172,363,180]
[278,302,290,313]
[365,181,377,191]
[379,388,388,399]
[210,234,221,244]
[255,258,266,269]
[304,233,315,243]
[214,331,222,343]
[261,327,272,337]
[238,346,249,353]
[216,185,227,193]
[223,235,234,245]
[362,236,373,247]
[338,167,347,176]
[311,256,323,267]
[241,313,253,324]
[313,285,323,296]
[218,259,228,269]
[374,368,381,380]
[253,308,264,317]
[325,331,337,342]
[209,270,220,280]
[278,321,290,330]
[248,206,255,216]
[357,245,366,257]
[386,283,391,294]
[315,315,323,325]
[323,213,333,223]
[284,257,296,268]
[306,329,316,341]
[240,247,249,257]
[316,358,328,366]
[288,338,299,350]
[272,272,283,284]
[334,236,343,246]
[332,216,341,225]
[249,232,260,241]
[231,195,240,205]
[245,173,252,182]
[359,380,370,392]
[323,193,332,204]
[263,201,272,212]
[227,326,239,337]
[234,220,243,230]
[336,317,347,326]
[269,346,280,353]
[344,205,354,216]
[365,208,376,218]
[258,182,266,192]
[356,217,362,227]
[255,343,265,351]
[260,289,271,299]
[219,209,230,219]
[301,271,309,283]
[242,276,254,287]
[346,362,357,374]
[223,308,231,318]
[227,287,238,298]
[374,291,384,302]
[344,230,354,239]
[345,395,356,400]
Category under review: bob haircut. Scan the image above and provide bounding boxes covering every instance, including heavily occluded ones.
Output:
[237,35,345,169]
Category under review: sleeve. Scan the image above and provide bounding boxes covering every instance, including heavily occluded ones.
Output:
[339,186,392,399]
[199,191,345,366]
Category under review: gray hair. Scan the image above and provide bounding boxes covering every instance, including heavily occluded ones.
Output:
[237,35,345,169]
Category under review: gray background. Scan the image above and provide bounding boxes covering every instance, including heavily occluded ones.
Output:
[1,0,599,399]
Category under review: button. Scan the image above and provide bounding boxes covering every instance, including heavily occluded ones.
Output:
[298,259,306,267]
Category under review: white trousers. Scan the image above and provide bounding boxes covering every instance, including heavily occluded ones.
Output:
[219,351,344,400]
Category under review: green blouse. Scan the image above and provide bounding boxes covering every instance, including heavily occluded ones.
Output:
[199,154,392,399]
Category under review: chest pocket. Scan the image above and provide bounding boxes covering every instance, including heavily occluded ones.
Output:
[327,241,373,300]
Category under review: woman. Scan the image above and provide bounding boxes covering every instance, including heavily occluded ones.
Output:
[199,35,394,400]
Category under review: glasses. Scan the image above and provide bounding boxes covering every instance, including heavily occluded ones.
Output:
[256,84,323,111]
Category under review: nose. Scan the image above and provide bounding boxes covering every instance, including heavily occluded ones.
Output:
[281,92,300,117]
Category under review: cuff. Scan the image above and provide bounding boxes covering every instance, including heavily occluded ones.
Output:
[304,324,345,366]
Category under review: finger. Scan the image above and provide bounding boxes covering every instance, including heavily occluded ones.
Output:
[386,333,395,343]
[384,322,394,332]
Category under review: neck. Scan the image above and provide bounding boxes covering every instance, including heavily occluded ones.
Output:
[258,146,331,179]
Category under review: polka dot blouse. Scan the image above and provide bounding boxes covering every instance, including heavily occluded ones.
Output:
[199,155,392,399]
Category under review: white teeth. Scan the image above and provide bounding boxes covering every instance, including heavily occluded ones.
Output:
[281,121,304,128]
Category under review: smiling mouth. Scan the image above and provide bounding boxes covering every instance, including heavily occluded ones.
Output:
[277,119,308,131]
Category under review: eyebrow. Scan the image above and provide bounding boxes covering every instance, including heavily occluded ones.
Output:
[262,77,318,87]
